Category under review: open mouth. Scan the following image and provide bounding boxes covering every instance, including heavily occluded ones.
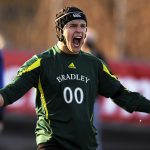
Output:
[73,37,82,48]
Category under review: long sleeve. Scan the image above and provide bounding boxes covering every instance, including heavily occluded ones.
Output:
[0,55,41,106]
[112,88,150,113]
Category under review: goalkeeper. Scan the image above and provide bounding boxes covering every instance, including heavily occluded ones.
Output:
[0,6,150,150]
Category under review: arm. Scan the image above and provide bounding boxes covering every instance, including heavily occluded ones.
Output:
[111,85,150,113]
[0,55,40,106]
[98,61,150,113]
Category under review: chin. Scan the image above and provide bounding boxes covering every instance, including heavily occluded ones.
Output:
[72,47,81,54]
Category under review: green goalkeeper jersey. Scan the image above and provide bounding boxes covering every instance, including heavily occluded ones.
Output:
[0,45,121,150]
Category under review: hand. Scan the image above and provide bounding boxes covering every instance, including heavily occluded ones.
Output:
[0,121,4,133]
[0,94,4,107]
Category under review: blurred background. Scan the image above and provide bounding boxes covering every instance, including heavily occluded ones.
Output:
[0,0,150,150]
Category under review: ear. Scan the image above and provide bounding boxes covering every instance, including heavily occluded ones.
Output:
[56,28,64,41]
[84,27,87,39]
[59,29,64,41]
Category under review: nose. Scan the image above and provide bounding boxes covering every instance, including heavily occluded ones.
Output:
[76,26,83,32]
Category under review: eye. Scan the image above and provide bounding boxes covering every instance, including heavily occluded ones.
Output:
[81,24,86,28]
[69,24,77,28]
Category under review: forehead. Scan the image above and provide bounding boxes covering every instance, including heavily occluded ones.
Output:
[66,19,86,25]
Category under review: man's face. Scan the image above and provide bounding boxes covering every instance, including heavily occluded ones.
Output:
[63,19,87,54]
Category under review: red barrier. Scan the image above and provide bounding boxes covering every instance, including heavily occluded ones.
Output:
[3,51,150,124]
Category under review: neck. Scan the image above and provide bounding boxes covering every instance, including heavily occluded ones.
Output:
[57,41,67,53]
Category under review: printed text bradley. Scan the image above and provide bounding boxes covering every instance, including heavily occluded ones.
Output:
[56,74,90,83]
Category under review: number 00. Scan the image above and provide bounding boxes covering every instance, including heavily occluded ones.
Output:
[63,87,84,104]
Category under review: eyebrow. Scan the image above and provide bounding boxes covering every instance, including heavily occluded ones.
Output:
[69,22,86,25]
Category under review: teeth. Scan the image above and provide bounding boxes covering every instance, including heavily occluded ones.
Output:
[75,36,81,39]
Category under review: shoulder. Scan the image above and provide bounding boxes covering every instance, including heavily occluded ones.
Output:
[80,50,104,66]
[17,47,57,76]
[17,48,53,73]
[37,47,54,59]
[37,46,61,60]
[80,51,112,74]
